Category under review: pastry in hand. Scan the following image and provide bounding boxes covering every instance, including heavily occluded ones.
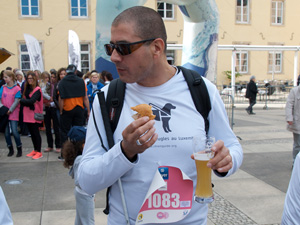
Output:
[131,104,156,120]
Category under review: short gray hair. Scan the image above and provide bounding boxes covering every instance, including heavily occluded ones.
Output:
[15,70,24,77]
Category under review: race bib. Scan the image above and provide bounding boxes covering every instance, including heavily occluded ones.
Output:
[135,166,193,224]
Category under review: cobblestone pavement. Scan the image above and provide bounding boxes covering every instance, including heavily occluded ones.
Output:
[208,192,280,225]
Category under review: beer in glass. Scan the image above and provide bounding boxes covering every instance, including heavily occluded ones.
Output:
[193,136,215,203]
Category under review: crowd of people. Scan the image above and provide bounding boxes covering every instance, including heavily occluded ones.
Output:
[0,65,113,161]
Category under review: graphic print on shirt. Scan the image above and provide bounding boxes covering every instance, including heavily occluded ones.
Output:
[150,103,176,133]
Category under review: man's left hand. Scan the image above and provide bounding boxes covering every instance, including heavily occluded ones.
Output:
[207,140,232,173]
[191,140,232,173]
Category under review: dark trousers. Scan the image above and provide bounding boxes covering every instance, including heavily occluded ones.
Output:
[19,105,29,135]
[26,123,42,152]
[247,98,256,113]
[60,106,85,155]
[45,107,61,148]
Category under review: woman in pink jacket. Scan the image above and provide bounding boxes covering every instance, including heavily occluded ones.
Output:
[20,71,44,160]
[0,70,22,157]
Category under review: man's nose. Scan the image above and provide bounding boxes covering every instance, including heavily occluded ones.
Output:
[110,49,122,63]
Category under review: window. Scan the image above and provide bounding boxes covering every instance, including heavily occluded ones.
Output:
[236,0,250,23]
[19,44,31,73]
[80,43,90,74]
[268,52,282,73]
[236,51,248,73]
[21,0,39,17]
[71,0,88,18]
[166,50,175,65]
[157,1,174,20]
[271,1,284,25]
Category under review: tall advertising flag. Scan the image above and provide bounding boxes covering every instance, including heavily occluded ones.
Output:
[24,33,44,72]
[68,30,81,71]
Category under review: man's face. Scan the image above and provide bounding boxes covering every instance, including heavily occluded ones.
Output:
[110,22,154,85]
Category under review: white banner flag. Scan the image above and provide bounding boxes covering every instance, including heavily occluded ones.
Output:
[24,33,44,72]
[68,30,81,71]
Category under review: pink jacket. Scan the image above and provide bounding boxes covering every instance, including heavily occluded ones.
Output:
[23,87,43,123]
[1,85,21,121]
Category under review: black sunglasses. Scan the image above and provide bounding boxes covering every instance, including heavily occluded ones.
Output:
[104,38,156,56]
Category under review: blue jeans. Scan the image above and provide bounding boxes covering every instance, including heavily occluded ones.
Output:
[5,120,22,147]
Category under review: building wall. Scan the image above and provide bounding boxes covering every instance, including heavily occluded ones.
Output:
[216,0,300,85]
[0,0,96,71]
[1,0,299,86]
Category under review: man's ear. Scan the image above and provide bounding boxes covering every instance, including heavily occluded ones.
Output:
[151,38,165,58]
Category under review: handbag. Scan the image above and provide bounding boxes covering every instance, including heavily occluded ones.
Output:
[34,113,44,121]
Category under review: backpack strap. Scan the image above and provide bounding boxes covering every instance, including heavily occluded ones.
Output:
[100,78,126,216]
[105,79,126,133]
[178,66,211,134]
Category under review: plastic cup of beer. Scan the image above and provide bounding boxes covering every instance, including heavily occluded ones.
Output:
[193,136,215,204]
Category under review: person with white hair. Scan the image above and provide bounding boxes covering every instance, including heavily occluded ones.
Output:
[245,75,258,115]
[15,70,25,87]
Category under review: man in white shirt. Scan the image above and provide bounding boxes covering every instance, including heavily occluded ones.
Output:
[0,187,13,225]
[282,154,300,224]
[78,6,243,225]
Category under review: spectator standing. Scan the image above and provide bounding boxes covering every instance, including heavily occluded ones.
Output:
[53,67,66,113]
[18,71,29,136]
[63,126,95,225]
[0,70,5,88]
[41,71,62,153]
[0,70,22,157]
[285,84,300,165]
[100,70,113,85]
[87,72,104,109]
[83,71,91,85]
[78,6,242,224]
[34,70,41,81]
[58,65,89,161]
[15,70,25,87]
[20,71,43,160]
[245,75,258,115]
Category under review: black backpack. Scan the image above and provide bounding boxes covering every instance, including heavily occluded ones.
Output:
[93,66,211,214]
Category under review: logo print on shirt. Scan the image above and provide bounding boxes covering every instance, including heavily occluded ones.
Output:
[150,103,176,133]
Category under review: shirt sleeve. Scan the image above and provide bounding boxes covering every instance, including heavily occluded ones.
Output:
[15,90,21,99]
[204,78,243,177]
[77,88,138,195]
[0,86,3,99]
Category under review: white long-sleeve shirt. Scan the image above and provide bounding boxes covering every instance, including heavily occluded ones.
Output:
[282,154,300,224]
[78,70,243,225]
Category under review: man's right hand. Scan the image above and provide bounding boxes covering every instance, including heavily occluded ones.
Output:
[288,121,293,125]
[121,117,158,161]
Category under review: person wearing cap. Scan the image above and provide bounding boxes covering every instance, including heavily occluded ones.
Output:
[58,64,89,161]
[245,75,258,115]
[62,126,95,225]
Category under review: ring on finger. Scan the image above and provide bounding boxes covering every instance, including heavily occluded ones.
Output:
[136,139,142,146]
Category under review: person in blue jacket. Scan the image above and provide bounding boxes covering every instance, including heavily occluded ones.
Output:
[87,72,104,109]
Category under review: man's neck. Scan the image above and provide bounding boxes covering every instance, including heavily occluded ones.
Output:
[137,64,176,87]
